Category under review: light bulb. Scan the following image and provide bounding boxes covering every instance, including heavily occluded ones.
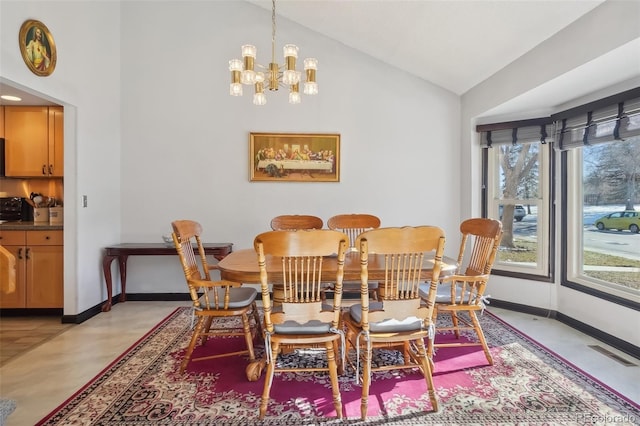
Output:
[241,70,256,85]
[228,59,243,71]
[283,44,299,58]
[282,70,300,85]
[304,82,318,95]
[253,92,267,106]
[229,83,243,96]
[303,58,318,70]
[289,91,301,104]
[241,45,256,58]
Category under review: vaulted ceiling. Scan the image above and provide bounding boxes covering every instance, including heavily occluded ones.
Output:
[3,0,638,114]
[247,0,639,118]
[248,0,607,95]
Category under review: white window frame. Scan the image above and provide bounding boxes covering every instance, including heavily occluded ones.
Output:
[485,142,551,278]
[563,148,640,305]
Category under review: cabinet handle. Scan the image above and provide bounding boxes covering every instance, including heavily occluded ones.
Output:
[42,165,47,175]
[46,236,51,240]
[25,248,30,260]
[17,248,23,259]
[49,164,54,174]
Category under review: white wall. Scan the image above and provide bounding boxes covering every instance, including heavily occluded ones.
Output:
[461,0,640,347]
[117,1,461,293]
[1,2,461,310]
[0,1,122,315]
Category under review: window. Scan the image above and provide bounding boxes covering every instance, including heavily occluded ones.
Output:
[479,119,553,279]
[557,88,640,309]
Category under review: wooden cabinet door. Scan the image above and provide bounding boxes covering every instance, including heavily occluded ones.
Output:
[48,106,64,177]
[0,230,28,308]
[0,244,27,308]
[4,106,49,177]
[25,244,63,308]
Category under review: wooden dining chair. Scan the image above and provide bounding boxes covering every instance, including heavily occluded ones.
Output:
[270,214,323,230]
[171,220,262,373]
[326,213,381,300]
[421,218,502,365]
[327,214,381,249]
[251,229,348,420]
[343,226,446,419]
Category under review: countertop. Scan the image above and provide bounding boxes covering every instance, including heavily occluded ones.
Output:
[0,221,63,231]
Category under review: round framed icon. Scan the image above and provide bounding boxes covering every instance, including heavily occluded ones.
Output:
[19,19,57,76]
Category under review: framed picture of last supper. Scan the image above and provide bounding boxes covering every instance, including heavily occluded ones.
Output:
[250,132,340,182]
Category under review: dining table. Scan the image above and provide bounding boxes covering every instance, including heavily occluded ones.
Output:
[218,248,457,381]
[217,248,457,287]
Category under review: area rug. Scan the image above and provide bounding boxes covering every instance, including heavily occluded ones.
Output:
[36,307,639,425]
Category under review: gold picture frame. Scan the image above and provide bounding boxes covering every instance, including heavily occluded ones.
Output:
[250,132,340,182]
[19,19,57,76]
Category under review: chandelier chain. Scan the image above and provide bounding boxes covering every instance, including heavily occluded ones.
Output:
[271,0,276,63]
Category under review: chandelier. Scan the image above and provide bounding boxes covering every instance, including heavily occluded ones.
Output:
[228,0,318,105]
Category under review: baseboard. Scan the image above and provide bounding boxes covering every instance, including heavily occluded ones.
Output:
[125,293,193,302]
[555,311,640,361]
[490,299,557,319]
[491,299,640,361]
[0,308,63,317]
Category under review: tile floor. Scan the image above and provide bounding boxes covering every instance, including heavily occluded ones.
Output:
[0,302,638,426]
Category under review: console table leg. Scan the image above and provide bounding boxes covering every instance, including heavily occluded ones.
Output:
[102,255,117,312]
[118,255,129,302]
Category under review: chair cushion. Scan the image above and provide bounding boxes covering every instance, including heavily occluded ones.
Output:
[274,320,332,335]
[200,286,257,309]
[270,303,335,334]
[420,283,470,304]
[349,302,423,333]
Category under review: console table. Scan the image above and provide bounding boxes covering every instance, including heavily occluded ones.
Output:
[102,242,233,312]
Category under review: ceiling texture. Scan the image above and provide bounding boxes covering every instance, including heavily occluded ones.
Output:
[2,0,638,115]
[249,0,605,96]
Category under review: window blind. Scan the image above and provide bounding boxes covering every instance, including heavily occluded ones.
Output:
[477,118,553,147]
[552,87,640,150]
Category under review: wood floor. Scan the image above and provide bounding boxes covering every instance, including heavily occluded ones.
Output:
[0,316,73,366]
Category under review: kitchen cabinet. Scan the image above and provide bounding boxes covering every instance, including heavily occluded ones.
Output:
[0,106,4,138]
[0,229,63,308]
[4,106,63,177]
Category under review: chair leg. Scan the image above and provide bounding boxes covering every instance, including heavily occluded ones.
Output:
[469,311,493,365]
[332,339,344,375]
[251,302,263,342]
[241,313,256,361]
[415,338,438,412]
[403,342,411,366]
[426,336,435,370]
[201,316,214,344]
[325,341,344,419]
[180,316,206,373]
[259,341,279,420]
[360,335,372,420]
[451,312,460,338]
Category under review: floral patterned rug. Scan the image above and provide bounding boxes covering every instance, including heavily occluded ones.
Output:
[36,308,639,425]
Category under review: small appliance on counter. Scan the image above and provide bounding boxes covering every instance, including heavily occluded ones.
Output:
[0,197,34,222]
